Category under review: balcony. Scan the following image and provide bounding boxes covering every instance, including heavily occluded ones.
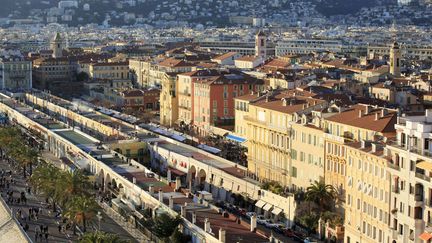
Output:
[388,141,432,159]
[243,116,291,134]
[415,193,424,202]
[387,161,401,171]
[178,91,191,97]
[416,172,431,182]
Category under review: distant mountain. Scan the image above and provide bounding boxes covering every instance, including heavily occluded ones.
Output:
[0,0,391,25]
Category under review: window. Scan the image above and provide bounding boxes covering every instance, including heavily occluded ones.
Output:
[291,167,297,178]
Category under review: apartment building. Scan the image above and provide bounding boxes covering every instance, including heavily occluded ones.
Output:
[89,61,129,80]
[32,57,77,89]
[322,105,398,211]
[275,39,343,56]
[237,89,328,187]
[192,72,264,134]
[387,110,432,243]
[0,56,32,90]
[344,141,393,243]
[368,44,432,60]
[177,70,221,125]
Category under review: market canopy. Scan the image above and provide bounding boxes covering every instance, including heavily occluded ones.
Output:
[225,133,247,143]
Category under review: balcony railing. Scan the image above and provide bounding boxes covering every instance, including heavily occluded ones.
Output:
[388,141,432,159]
[387,162,400,171]
[415,193,424,202]
[415,172,431,182]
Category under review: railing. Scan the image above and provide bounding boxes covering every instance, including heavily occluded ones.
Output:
[415,172,431,182]
[388,140,432,159]
[387,162,400,171]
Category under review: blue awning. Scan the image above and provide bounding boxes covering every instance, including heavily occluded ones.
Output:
[225,134,247,143]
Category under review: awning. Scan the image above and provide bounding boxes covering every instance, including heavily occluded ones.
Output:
[272,207,283,216]
[419,232,432,241]
[255,200,266,208]
[171,134,186,142]
[168,167,186,176]
[198,144,221,154]
[417,161,432,171]
[263,203,273,211]
[225,134,247,143]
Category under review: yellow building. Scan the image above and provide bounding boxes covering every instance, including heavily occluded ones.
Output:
[237,89,328,188]
[344,142,392,243]
[322,104,397,211]
[160,73,179,127]
[108,141,149,164]
[89,61,129,80]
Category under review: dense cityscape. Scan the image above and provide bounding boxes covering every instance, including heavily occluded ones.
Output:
[1,0,432,243]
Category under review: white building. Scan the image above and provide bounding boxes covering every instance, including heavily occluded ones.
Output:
[234,56,262,69]
[275,39,343,56]
[387,110,432,243]
[211,52,241,65]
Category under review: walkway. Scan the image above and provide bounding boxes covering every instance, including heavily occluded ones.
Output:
[0,158,138,243]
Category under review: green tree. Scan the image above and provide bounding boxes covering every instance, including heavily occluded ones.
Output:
[80,231,130,243]
[152,213,182,240]
[30,164,62,210]
[64,195,99,233]
[57,170,90,206]
[305,180,336,212]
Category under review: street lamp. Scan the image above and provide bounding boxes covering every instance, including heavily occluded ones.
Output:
[96,211,102,231]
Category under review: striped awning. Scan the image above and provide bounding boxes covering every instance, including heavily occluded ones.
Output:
[255,200,266,208]
[417,161,432,171]
[419,232,432,241]
[272,207,283,216]
[263,203,273,211]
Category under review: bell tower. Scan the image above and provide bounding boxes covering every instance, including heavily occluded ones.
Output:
[255,30,267,60]
[389,42,401,77]
[50,32,64,58]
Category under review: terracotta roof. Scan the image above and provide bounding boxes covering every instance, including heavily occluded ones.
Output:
[235,55,260,62]
[240,89,326,114]
[325,104,397,133]
[158,57,192,68]
[212,52,238,61]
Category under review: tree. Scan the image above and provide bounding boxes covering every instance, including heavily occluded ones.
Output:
[64,195,99,233]
[305,181,336,212]
[30,164,62,210]
[152,213,182,240]
[76,72,89,82]
[80,231,130,243]
[57,170,90,206]
[296,212,320,235]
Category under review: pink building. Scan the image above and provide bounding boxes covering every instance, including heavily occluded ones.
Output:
[192,71,264,134]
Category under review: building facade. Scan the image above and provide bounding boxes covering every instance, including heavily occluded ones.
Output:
[0,56,32,91]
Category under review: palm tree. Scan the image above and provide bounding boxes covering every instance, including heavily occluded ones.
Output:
[80,231,130,243]
[14,146,39,178]
[30,164,62,210]
[57,170,90,206]
[305,180,337,212]
[64,195,99,233]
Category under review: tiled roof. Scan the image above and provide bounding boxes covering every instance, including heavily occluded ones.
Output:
[325,104,397,133]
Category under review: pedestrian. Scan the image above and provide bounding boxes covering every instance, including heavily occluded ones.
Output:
[34,231,38,241]
[57,224,61,233]
[24,223,29,232]
[44,233,48,241]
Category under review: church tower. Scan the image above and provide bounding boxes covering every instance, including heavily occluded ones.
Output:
[389,42,401,77]
[255,30,267,60]
[50,32,64,58]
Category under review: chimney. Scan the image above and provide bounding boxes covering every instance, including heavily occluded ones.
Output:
[371,143,377,153]
[383,147,389,156]
[149,185,154,194]
[375,113,379,121]
[359,110,363,118]
[169,196,174,209]
[265,95,269,102]
[361,140,366,149]
[381,109,388,117]
[175,177,181,190]
[167,169,171,181]
[365,105,372,115]
[282,98,287,106]
[219,228,226,243]
[303,104,307,109]
[192,212,197,224]
[250,214,257,232]
[180,205,186,217]
[158,189,163,202]
[204,218,211,233]
[133,177,136,184]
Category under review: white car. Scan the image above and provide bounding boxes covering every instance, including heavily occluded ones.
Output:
[245,212,256,218]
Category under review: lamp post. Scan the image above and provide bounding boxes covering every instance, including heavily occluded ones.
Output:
[96,211,102,231]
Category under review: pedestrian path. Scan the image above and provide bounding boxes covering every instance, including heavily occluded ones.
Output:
[0,158,137,243]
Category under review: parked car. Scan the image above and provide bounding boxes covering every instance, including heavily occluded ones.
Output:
[271,224,286,234]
